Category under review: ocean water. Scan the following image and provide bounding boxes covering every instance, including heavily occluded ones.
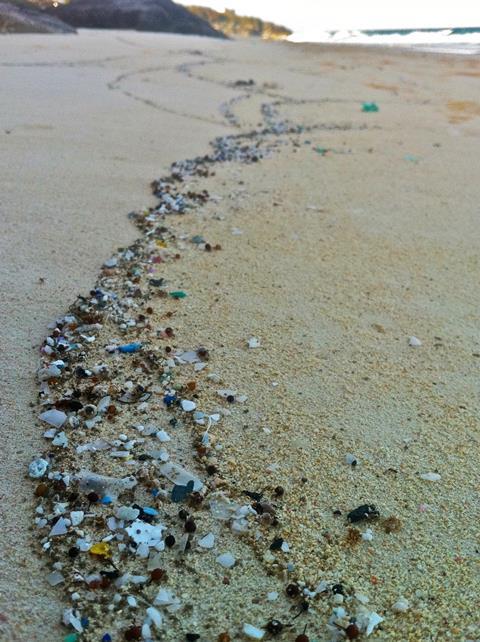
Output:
[288,26,480,55]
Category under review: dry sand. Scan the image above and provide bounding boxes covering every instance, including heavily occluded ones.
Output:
[1,30,479,641]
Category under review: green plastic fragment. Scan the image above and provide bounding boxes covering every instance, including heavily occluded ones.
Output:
[169,291,187,299]
[314,146,329,155]
[362,102,379,112]
[64,634,78,642]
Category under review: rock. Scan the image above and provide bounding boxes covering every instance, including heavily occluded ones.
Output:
[0,0,75,33]
[40,0,226,37]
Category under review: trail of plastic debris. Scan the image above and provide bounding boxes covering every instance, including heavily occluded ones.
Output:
[27,52,395,639]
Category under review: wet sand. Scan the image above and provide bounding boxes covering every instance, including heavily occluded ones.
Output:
[0,30,479,641]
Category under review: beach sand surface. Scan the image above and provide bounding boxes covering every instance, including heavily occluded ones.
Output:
[0,30,479,640]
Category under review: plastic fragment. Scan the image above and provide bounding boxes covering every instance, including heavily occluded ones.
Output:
[216,552,236,568]
[419,472,441,481]
[392,597,410,612]
[159,462,203,491]
[198,532,215,549]
[50,517,69,537]
[362,528,374,542]
[248,337,261,348]
[117,342,142,353]
[171,480,194,503]
[409,336,422,347]
[362,102,379,112]
[181,399,196,412]
[89,542,111,558]
[29,457,49,478]
[126,520,165,546]
[243,623,265,639]
[117,506,140,521]
[63,608,83,633]
[70,511,84,527]
[77,471,137,499]
[365,611,384,636]
[146,606,163,628]
[52,431,68,447]
[47,570,65,586]
[39,408,67,428]
[169,291,187,299]
[347,504,379,523]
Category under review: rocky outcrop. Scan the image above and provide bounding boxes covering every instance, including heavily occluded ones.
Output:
[42,0,225,37]
[187,6,292,40]
[0,0,75,32]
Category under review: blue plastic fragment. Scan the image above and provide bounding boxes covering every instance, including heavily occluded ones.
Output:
[118,342,142,354]
[151,488,159,497]
[163,393,176,407]
[171,480,194,503]
[142,506,158,516]
[80,616,89,628]
[101,496,112,505]
[102,635,112,642]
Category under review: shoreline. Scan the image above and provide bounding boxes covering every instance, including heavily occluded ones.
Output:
[1,31,479,641]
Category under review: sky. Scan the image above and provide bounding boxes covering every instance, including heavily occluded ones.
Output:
[178,0,480,32]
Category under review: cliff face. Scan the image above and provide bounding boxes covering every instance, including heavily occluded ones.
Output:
[0,0,75,32]
[41,0,225,37]
[187,6,292,40]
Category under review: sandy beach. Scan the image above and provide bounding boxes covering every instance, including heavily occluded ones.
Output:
[0,30,479,641]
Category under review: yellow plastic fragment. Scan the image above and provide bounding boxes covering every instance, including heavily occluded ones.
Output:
[155,240,167,248]
[89,542,111,558]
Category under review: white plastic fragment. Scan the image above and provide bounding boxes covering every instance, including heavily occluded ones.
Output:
[63,608,83,633]
[345,453,358,465]
[156,430,171,442]
[243,623,265,639]
[76,470,137,499]
[362,528,374,542]
[392,597,410,612]
[248,337,261,348]
[29,457,49,478]
[181,399,196,412]
[267,591,278,601]
[198,532,215,549]
[39,409,67,428]
[52,431,68,447]
[117,506,141,521]
[47,571,65,586]
[159,462,203,491]
[126,520,165,547]
[216,552,236,568]
[409,336,422,347]
[419,472,441,481]
[146,606,163,628]
[365,611,384,636]
[70,511,84,527]
[50,517,69,537]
